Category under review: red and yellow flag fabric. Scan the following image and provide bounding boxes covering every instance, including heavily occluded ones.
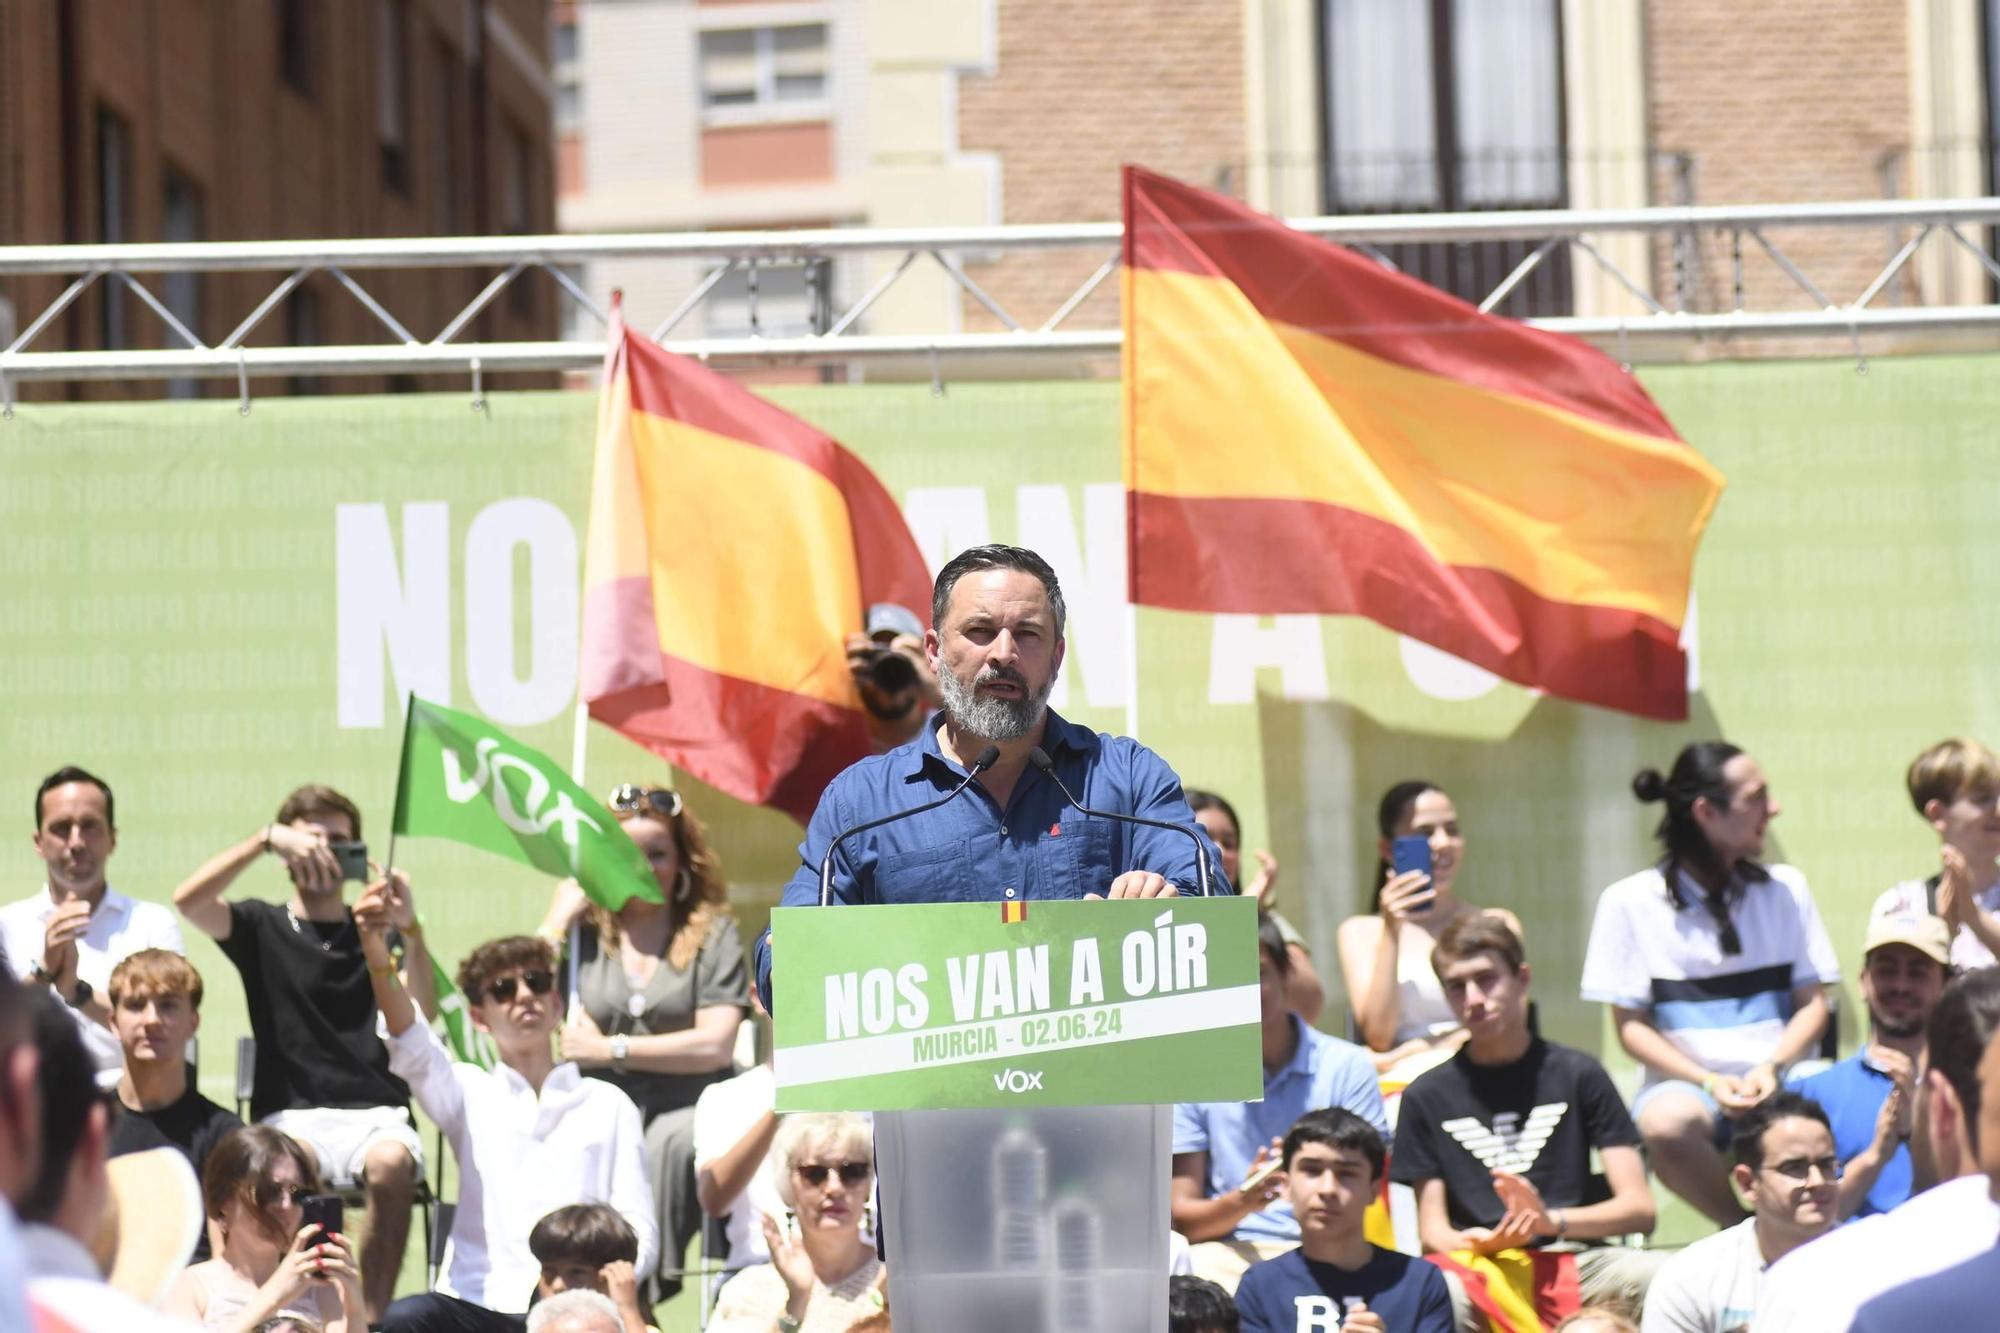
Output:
[1121,165,1724,720]
[581,301,933,824]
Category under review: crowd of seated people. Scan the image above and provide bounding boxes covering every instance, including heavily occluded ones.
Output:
[14,734,2000,1332]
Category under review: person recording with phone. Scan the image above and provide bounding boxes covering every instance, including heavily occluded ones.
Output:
[1335,781,1524,1081]
[174,783,439,1323]
[165,1124,368,1333]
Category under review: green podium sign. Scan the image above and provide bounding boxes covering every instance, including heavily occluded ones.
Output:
[771,896,1263,1111]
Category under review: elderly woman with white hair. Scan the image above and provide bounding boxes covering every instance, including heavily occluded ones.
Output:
[710,1113,885,1333]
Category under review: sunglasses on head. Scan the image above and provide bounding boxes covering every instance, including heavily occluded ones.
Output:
[795,1161,871,1187]
[608,785,683,819]
[484,969,555,1004]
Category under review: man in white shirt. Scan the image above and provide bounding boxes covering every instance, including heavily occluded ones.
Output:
[1751,967,2000,1332]
[1,768,183,1081]
[1642,1091,1837,1332]
[358,885,654,1333]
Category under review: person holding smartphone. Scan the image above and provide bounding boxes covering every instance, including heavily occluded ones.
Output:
[174,783,440,1323]
[1336,780,1523,1082]
[163,1124,368,1333]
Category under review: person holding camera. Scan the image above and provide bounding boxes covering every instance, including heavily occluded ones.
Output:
[845,603,942,753]
[174,783,438,1324]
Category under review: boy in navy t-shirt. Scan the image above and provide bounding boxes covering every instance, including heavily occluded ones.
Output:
[1235,1108,1453,1333]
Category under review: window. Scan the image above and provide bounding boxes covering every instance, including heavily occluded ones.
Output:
[97,108,129,351]
[699,23,829,117]
[1320,0,1571,314]
[553,11,581,134]
[502,121,535,318]
[162,168,205,399]
[376,0,410,191]
[703,260,831,339]
[278,0,314,95]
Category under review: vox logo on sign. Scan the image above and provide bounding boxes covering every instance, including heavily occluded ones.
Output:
[993,1068,1045,1093]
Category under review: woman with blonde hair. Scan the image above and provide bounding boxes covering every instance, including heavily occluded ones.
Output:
[711,1113,884,1333]
[162,1126,365,1333]
[539,783,749,1301]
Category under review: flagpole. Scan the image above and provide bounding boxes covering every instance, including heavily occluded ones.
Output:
[383,691,415,884]
[566,698,590,1013]
[1123,601,1141,741]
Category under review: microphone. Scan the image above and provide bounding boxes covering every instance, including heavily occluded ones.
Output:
[817,745,1001,906]
[1026,747,1214,897]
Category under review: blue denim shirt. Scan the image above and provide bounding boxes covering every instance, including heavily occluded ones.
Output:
[753,708,1231,1004]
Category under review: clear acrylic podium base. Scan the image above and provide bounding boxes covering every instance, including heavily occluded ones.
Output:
[874,1103,1172,1333]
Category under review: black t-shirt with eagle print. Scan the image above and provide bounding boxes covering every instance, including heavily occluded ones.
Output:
[1390,1038,1640,1235]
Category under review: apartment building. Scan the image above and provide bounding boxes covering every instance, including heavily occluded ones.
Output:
[0,0,559,397]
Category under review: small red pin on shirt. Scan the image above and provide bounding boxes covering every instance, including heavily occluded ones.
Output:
[1048,822,1061,836]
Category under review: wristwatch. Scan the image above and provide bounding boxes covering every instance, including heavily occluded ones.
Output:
[610,1034,629,1073]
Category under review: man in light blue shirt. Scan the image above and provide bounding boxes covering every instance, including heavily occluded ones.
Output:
[1172,915,1387,1288]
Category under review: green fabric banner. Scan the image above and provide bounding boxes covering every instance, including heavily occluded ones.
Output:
[770,897,1263,1111]
[391,696,662,912]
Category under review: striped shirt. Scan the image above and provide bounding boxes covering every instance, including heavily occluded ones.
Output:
[1580,863,1840,1084]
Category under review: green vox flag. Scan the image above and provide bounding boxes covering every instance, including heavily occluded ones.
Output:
[428,952,496,1070]
[391,696,663,911]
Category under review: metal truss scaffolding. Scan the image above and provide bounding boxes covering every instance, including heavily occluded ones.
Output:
[3,196,2000,398]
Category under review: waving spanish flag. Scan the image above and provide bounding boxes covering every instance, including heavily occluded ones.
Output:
[581,300,933,823]
[1122,166,1724,720]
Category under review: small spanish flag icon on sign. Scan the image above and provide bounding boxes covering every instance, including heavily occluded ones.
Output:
[1001,899,1027,924]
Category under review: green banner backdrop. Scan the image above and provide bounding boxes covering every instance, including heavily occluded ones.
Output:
[2,356,1997,1111]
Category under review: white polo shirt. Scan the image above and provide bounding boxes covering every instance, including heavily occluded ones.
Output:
[0,885,185,1076]
[1750,1172,2000,1333]
[1581,863,1839,1084]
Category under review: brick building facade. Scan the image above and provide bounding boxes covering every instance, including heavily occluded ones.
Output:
[0,0,558,397]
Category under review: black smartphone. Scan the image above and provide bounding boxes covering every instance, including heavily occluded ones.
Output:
[300,1193,344,1245]
[329,840,369,883]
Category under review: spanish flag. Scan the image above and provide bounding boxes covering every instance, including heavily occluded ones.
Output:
[1122,166,1724,720]
[581,300,933,823]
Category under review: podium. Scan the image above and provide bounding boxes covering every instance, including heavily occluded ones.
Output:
[771,896,1260,1333]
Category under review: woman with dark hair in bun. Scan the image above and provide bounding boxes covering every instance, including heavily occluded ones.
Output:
[1579,741,1839,1226]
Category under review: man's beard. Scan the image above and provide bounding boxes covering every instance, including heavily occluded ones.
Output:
[937,662,1053,741]
[1868,1004,1926,1041]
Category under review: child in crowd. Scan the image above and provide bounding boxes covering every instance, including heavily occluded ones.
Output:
[528,1204,655,1333]
[1168,1275,1239,1333]
[1233,1108,1454,1333]
[1872,737,2000,967]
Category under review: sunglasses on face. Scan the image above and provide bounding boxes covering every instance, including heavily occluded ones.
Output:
[608,785,683,819]
[257,1182,311,1207]
[795,1161,871,1188]
[485,969,555,1004]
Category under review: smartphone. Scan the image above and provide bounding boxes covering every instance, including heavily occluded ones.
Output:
[1240,1155,1284,1195]
[330,840,370,883]
[1391,835,1436,915]
[300,1193,343,1245]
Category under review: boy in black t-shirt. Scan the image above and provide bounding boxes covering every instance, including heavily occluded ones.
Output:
[1391,915,1662,1322]
[1234,1108,1453,1333]
[173,782,441,1322]
[105,949,241,1260]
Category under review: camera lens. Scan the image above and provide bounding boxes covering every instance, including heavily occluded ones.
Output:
[867,650,918,694]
